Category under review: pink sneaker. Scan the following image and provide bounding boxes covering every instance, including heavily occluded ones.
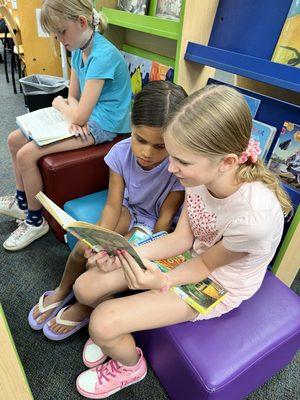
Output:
[83,338,108,368]
[76,347,147,399]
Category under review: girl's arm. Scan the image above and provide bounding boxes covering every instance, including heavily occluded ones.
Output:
[96,169,125,231]
[136,203,194,260]
[153,191,184,233]
[167,241,248,287]
[52,68,104,126]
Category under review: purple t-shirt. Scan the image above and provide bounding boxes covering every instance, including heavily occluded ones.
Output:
[104,137,184,228]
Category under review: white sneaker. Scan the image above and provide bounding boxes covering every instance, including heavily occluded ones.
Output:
[83,338,108,368]
[0,195,27,219]
[3,218,49,251]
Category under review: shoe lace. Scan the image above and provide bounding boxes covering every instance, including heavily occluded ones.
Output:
[11,220,30,239]
[96,359,123,385]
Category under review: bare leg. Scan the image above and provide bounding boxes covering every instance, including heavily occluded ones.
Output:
[89,290,198,366]
[7,129,30,190]
[32,207,132,332]
[16,135,95,210]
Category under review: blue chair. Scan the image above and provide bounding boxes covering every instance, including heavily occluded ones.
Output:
[63,190,108,250]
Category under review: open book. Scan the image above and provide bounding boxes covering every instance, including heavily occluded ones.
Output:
[36,192,145,268]
[16,107,74,146]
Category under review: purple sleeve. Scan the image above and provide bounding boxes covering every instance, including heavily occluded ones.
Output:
[104,144,123,177]
[170,176,185,192]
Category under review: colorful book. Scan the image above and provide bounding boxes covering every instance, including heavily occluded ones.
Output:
[121,51,152,96]
[118,0,150,15]
[154,252,227,314]
[150,61,174,82]
[272,0,300,68]
[267,121,300,192]
[243,94,261,118]
[251,120,277,160]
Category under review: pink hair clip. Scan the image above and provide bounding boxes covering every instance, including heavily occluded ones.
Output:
[238,138,261,164]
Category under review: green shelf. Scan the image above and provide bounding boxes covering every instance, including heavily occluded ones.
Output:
[102,7,180,40]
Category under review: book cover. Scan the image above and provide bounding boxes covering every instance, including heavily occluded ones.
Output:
[272,0,300,68]
[150,61,174,82]
[155,252,227,314]
[243,94,261,118]
[16,107,73,146]
[251,120,277,160]
[118,0,150,15]
[35,192,146,268]
[267,121,300,192]
[155,0,182,21]
[121,51,152,96]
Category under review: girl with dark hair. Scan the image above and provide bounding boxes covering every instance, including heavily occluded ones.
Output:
[28,80,187,340]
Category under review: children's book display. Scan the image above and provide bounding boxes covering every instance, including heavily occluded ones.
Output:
[16,107,72,146]
[251,120,277,160]
[121,50,174,96]
[118,0,150,15]
[272,0,300,68]
[155,0,182,21]
[267,121,300,192]
[37,192,227,314]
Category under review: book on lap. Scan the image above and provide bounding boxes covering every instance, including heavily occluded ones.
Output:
[16,107,74,146]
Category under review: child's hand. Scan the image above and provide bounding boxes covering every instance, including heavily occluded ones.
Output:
[86,250,121,272]
[69,123,90,141]
[117,250,166,291]
[52,95,67,110]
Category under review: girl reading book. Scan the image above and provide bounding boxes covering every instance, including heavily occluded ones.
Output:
[28,80,187,339]
[73,85,292,399]
[0,0,131,250]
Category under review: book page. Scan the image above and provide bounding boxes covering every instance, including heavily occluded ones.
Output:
[16,107,71,142]
[36,192,76,227]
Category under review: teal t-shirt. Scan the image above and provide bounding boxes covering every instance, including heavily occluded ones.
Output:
[71,32,131,133]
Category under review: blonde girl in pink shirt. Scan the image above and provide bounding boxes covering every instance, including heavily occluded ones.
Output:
[73,84,292,399]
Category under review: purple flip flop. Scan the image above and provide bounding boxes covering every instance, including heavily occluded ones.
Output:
[42,305,90,341]
[28,290,74,330]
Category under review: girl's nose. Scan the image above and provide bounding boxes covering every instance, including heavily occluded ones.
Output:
[168,157,178,173]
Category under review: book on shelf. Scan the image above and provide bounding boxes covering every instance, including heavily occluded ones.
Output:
[121,50,174,96]
[267,121,300,193]
[16,107,73,146]
[251,120,277,160]
[117,0,150,15]
[155,0,182,21]
[35,191,145,268]
[243,94,261,118]
[271,0,300,68]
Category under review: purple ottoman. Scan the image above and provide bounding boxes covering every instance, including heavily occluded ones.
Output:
[134,272,300,400]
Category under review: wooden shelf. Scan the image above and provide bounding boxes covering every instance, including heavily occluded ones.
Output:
[185,42,300,93]
[102,7,180,40]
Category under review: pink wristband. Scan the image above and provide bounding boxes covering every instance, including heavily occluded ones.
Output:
[160,273,172,293]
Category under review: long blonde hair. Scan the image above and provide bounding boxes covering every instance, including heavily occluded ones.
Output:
[41,0,107,34]
[165,84,292,216]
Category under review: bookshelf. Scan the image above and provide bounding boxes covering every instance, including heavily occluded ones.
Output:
[96,0,219,93]
[184,0,299,286]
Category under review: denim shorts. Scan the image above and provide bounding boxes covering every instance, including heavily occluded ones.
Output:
[88,120,118,145]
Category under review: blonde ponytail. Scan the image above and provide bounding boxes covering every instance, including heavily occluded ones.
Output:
[237,159,292,216]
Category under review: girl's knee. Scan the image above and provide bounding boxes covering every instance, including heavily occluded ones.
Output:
[7,129,24,154]
[16,143,38,171]
[89,300,122,343]
[73,274,93,306]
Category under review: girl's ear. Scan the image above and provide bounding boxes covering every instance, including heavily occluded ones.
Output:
[219,154,239,173]
[78,15,88,30]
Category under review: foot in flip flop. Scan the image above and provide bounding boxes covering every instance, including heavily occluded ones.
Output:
[43,302,91,341]
[28,289,74,330]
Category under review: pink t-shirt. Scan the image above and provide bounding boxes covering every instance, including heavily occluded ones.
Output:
[186,181,284,321]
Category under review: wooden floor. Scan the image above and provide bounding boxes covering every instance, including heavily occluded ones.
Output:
[0,304,33,400]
